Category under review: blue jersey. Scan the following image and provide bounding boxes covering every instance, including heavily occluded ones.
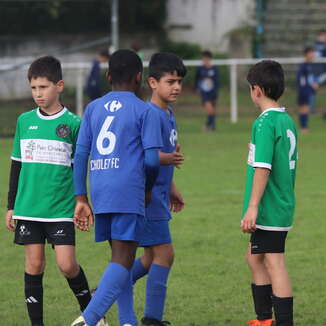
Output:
[297,62,316,97]
[145,102,177,220]
[195,66,219,94]
[77,91,163,216]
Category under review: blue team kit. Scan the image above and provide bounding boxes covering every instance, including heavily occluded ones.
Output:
[195,66,219,101]
[76,91,163,241]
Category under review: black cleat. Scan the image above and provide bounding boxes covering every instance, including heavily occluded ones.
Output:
[140,317,171,326]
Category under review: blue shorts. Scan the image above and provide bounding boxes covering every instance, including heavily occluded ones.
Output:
[95,213,145,242]
[298,91,314,106]
[139,219,172,247]
[200,91,218,103]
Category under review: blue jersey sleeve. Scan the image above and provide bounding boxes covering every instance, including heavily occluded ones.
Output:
[141,108,163,150]
[73,144,89,195]
[76,105,93,151]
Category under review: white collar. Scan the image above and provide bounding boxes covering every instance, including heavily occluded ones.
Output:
[36,107,67,120]
[259,107,286,117]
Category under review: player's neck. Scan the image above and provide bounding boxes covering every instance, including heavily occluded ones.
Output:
[259,98,280,112]
[150,95,169,112]
[39,102,63,115]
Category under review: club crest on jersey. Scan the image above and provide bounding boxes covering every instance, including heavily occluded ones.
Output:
[170,129,178,146]
[56,124,70,138]
[104,100,122,112]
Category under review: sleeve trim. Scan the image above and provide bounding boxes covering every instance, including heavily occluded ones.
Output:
[11,156,22,162]
[253,162,272,169]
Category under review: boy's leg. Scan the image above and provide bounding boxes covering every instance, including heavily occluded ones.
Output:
[265,253,293,326]
[143,243,174,323]
[117,249,152,326]
[298,104,309,132]
[246,243,273,322]
[54,245,91,312]
[204,101,216,130]
[25,244,46,326]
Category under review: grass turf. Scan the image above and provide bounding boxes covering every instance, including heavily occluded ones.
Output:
[0,95,326,325]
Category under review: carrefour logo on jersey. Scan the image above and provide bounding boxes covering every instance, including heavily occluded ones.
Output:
[104,100,122,112]
[170,129,178,146]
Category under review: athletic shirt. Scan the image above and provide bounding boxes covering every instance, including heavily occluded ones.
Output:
[195,66,219,93]
[11,108,81,222]
[145,102,177,220]
[297,62,316,96]
[76,91,163,216]
[242,108,298,231]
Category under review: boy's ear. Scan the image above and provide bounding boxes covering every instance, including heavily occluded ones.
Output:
[147,76,158,89]
[253,85,263,97]
[135,72,142,84]
[56,80,64,92]
[107,72,112,84]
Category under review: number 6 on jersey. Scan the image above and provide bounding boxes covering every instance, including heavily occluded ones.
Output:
[96,116,116,155]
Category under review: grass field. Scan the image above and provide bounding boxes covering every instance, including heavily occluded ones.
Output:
[1,93,326,325]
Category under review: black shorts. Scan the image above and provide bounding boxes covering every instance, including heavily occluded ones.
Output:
[14,220,75,246]
[250,229,288,254]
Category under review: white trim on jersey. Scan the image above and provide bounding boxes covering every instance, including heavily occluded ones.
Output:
[36,107,67,120]
[256,224,292,231]
[253,162,272,169]
[13,216,73,222]
[258,107,286,117]
[11,156,22,162]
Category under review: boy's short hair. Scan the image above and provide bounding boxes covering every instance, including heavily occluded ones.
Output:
[28,56,62,83]
[303,46,314,55]
[99,49,110,59]
[148,52,187,80]
[202,50,213,58]
[108,49,143,85]
[318,29,326,35]
[247,60,284,101]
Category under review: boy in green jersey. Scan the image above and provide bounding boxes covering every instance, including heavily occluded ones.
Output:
[5,56,105,326]
[241,60,298,326]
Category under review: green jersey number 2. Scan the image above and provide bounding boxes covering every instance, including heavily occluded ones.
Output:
[287,129,296,170]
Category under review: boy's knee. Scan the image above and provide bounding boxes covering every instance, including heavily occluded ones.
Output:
[57,260,79,278]
[153,244,174,267]
[26,259,45,275]
[265,254,286,271]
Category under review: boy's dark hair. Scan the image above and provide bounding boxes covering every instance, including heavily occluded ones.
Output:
[303,46,314,55]
[28,56,62,83]
[99,49,110,59]
[247,60,284,101]
[108,49,143,84]
[318,29,326,35]
[202,50,213,58]
[148,52,187,80]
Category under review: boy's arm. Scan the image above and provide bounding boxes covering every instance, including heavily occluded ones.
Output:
[160,144,184,168]
[5,159,21,231]
[241,167,270,233]
[170,181,184,212]
[73,144,94,231]
[144,148,160,206]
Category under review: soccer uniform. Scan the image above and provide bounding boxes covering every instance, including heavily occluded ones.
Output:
[76,91,163,242]
[242,108,298,253]
[314,40,326,84]
[11,107,81,245]
[140,102,178,247]
[297,62,316,105]
[195,65,219,102]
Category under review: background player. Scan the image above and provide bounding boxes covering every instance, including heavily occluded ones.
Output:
[4,56,100,326]
[296,46,319,133]
[117,52,186,326]
[195,50,219,131]
[241,60,297,326]
[71,49,163,326]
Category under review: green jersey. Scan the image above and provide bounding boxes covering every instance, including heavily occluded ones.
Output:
[242,108,298,231]
[11,108,81,222]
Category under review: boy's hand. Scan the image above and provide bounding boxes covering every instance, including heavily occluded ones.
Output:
[170,187,185,212]
[160,144,184,168]
[312,82,319,91]
[240,206,257,233]
[74,195,94,232]
[5,210,16,232]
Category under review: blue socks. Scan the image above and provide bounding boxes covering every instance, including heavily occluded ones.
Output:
[117,258,149,326]
[83,262,129,326]
[144,264,170,321]
[299,113,308,129]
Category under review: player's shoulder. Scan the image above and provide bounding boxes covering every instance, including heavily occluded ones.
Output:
[17,108,38,124]
[63,108,81,125]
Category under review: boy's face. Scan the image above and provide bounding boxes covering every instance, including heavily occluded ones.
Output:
[202,56,212,67]
[318,32,326,42]
[30,77,64,110]
[305,50,315,61]
[148,71,183,104]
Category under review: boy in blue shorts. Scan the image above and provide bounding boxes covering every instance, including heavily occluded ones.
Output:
[5,56,100,326]
[241,60,298,326]
[296,46,319,133]
[71,49,163,326]
[195,50,219,131]
[117,52,186,326]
